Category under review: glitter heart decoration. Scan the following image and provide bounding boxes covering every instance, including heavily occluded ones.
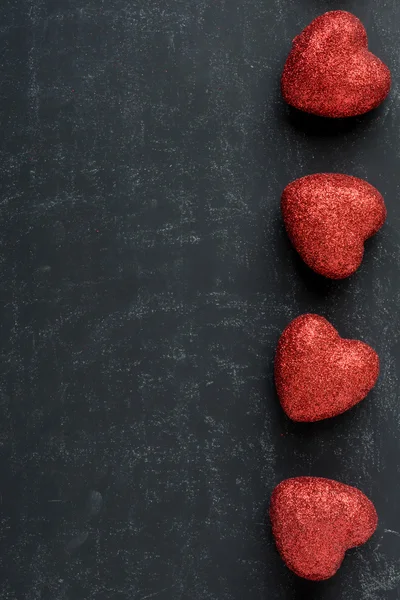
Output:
[282,11,391,118]
[275,314,380,422]
[282,173,387,279]
[270,477,378,580]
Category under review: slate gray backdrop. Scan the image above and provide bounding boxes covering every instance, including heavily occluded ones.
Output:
[0,0,399,599]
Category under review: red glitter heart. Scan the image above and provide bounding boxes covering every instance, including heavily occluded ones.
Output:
[281,11,391,117]
[275,314,379,422]
[282,173,386,279]
[270,477,378,581]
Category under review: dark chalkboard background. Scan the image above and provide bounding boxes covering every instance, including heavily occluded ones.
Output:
[1,0,399,599]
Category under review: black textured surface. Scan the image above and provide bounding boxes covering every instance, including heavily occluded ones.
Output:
[1,1,400,599]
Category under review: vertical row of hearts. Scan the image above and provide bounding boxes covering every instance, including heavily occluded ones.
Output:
[269,12,391,582]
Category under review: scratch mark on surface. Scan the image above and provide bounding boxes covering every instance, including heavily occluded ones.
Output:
[139,587,176,600]
[384,529,400,538]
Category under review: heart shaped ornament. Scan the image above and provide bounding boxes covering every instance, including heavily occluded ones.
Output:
[270,477,378,581]
[282,11,391,117]
[275,314,379,422]
[282,174,386,279]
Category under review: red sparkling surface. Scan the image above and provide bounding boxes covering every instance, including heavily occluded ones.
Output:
[275,314,379,422]
[281,11,391,118]
[270,477,378,581]
[282,173,386,280]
